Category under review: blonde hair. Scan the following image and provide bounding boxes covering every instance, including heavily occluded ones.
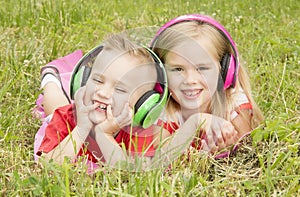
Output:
[153,20,263,129]
[103,33,154,65]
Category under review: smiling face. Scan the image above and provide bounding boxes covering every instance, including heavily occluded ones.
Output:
[83,49,157,125]
[165,37,220,120]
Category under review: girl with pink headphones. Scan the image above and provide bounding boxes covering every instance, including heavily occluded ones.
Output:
[150,14,264,157]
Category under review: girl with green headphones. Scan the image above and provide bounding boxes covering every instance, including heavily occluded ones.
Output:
[34,34,169,171]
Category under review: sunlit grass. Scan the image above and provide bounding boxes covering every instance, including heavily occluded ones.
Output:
[0,0,299,195]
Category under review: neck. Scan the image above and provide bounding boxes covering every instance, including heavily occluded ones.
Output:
[181,106,210,122]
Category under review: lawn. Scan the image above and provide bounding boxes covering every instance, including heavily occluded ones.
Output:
[0,0,299,196]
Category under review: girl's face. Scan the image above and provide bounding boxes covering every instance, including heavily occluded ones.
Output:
[165,37,220,117]
[84,50,156,125]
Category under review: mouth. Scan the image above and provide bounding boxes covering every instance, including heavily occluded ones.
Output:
[93,100,107,111]
[182,89,202,98]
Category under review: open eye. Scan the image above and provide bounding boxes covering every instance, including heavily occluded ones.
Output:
[170,67,184,72]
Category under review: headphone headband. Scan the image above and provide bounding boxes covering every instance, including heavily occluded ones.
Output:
[150,14,239,89]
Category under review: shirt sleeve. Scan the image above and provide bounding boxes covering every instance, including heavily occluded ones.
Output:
[230,88,253,120]
[114,126,156,157]
[37,104,76,155]
[156,119,179,135]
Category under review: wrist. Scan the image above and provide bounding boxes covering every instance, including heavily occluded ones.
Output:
[74,126,90,142]
[95,130,116,145]
[95,122,120,136]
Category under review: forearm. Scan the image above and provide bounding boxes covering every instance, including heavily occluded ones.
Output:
[231,109,252,138]
[95,130,154,170]
[95,131,128,166]
[43,126,89,164]
[153,113,208,166]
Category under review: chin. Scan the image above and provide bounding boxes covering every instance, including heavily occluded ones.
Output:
[88,112,106,125]
[182,103,209,112]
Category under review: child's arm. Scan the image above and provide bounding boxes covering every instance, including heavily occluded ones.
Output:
[94,103,134,166]
[201,114,239,152]
[95,104,157,169]
[231,108,252,138]
[153,113,238,163]
[42,87,96,163]
[230,91,254,138]
[95,112,238,169]
[42,126,90,163]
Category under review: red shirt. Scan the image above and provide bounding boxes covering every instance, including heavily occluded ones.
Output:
[156,119,205,150]
[37,104,155,163]
[156,102,253,151]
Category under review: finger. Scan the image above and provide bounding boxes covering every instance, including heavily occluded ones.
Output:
[85,102,99,112]
[106,105,114,120]
[223,122,234,137]
[74,86,87,108]
[206,130,218,153]
[117,103,131,121]
[116,104,132,127]
[222,123,237,146]
[201,140,209,152]
[212,124,226,149]
[74,86,86,101]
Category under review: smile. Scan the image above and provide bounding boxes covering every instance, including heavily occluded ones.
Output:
[98,103,107,110]
[182,89,202,98]
[93,101,108,111]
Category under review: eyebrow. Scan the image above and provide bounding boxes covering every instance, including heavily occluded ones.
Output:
[166,62,211,68]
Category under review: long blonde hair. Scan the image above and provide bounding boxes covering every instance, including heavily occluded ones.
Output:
[153,20,263,129]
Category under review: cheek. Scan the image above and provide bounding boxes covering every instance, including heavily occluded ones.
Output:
[204,70,219,93]
[112,93,129,116]
[83,85,95,105]
[82,90,90,106]
[167,73,181,90]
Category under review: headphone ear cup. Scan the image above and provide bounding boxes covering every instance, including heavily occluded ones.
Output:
[70,66,92,99]
[71,66,84,99]
[221,53,236,89]
[70,45,104,99]
[133,90,160,128]
[81,66,92,87]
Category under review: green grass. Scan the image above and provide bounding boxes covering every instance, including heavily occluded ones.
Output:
[0,0,299,196]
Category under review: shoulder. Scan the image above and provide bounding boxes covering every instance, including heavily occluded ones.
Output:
[55,103,75,115]
[51,103,76,128]
[230,87,251,107]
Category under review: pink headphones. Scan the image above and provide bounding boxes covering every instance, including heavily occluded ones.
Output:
[150,14,239,90]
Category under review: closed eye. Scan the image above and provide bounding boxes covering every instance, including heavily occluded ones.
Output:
[196,66,209,71]
[93,78,103,84]
[115,87,127,93]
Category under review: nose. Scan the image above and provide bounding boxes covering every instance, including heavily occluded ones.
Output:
[183,69,200,85]
[96,84,113,100]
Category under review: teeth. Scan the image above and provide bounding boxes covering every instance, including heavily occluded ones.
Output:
[183,90,200,96]
[98,103,107,110]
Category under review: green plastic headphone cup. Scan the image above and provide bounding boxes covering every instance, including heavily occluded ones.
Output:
[133,93,161,127]
[71,66,84,99]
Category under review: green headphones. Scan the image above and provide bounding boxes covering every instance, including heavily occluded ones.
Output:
[70,45,168,129]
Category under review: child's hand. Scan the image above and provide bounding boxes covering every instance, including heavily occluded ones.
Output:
[95,103,133,136]
[201,116,238,153]
[74,86,97,133]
